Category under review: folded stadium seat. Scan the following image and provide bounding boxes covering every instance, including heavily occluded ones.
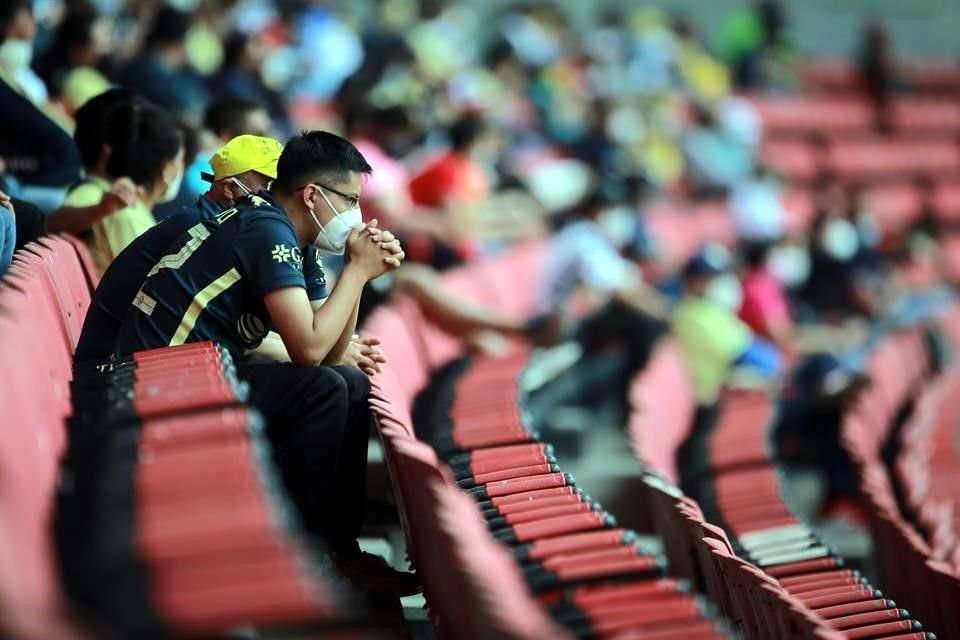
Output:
[933,182,960,224]
[862,184,924,234]
[783,189,817,236]
[58,232,100,290]
[902,60,960,95]
[760,140,821,183]
[890,100,960,135]
[627,339,696,484]
[800,59,863,95]
[747,96,874,138]
[0,312,88,639]
[828,140,960,181]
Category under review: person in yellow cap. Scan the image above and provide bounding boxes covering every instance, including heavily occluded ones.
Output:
[74,133,287,363]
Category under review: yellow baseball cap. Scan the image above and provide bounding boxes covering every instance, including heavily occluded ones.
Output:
[202,135,283,183]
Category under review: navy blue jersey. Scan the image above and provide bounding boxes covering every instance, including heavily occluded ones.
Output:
[76,193,328,364]
[114,192,325,360]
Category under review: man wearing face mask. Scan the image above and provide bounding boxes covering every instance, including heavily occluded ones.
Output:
[673,244,783,409]
[0,0,82,191]
[76,135,291,363]
[673,244,783,494]
[114,131,415,595]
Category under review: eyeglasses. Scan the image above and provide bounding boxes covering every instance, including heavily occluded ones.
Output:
[298,182,360,209]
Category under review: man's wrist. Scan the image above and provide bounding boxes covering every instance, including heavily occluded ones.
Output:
[341,262,372,285]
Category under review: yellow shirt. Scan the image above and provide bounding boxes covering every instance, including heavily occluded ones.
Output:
[63,175,109,208]
[671,297,751,405]
[90,199,155,273]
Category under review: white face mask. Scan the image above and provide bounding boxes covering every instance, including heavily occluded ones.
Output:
[310,188,363,254]
[597,206,636,249]
[820,218,859,262]
[767,244,811,287]
[705,274,743,311]
[158,165,184,204]
[0,39,33,71]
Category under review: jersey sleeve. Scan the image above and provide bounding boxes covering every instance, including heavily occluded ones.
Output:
[235,213,308,300]
[302,246,330,301]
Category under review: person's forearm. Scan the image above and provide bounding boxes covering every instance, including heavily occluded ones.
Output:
[46,202,111,234]
[250,331,292,362]
[323,300,360,365]
[296,265,367,365]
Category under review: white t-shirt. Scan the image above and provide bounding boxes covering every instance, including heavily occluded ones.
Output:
[535,220,639,314]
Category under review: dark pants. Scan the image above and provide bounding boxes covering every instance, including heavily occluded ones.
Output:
[237,359,372,550]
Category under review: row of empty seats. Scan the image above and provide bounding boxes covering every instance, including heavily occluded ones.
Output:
[799,59,960,96]
[749,96,960,138]
[363,243,730,638]
[627,335,938,638]
[842,318,960,639]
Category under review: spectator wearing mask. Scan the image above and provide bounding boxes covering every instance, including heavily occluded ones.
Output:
[113,132,416,595]
[0,0,82,197]
[798,196,879,322]
[673,244,782,495]
[523,187,668,425]
[180,99,273,200]
[673,244,782,409]
[76,135,281,363]
[46,88,139,238]
[88,100,185,272]
[35,10,111,115]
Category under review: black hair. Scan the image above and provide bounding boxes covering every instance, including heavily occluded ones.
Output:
[73,88,134,169]
[35,10,98,91]
[743,240,775,269]
[0,0,31,44]
[449,114,486,152]
[106,101,183,187]
[342,102,411,136]
[273,130,372,193]
[204,99,261,139]
[145,6,190,49]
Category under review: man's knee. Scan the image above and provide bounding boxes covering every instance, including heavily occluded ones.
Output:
[329,365,371,405]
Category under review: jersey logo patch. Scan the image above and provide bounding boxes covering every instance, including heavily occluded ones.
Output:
[272,244,305,271]
[272,244,292,263]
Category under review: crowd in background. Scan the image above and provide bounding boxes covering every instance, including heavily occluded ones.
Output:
[0,0,956,526]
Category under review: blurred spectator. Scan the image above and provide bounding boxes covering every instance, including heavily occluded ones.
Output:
[409,113,493,208]
[0,0,47,104]
[717,0,798,91]
[121,6,205,118]
[35,9,111,115]
[738,240,800,351]
[88,99,185,271]
[0,169,44,251]
[177,98,273,201]
[774,354,870,521]
[672,244,782,408]
[797,182,886,321]
[682,103,753,197]
[208,30,291,135]
[47,88,138,236]
[857,20,901,132]
[730,164,786,242]
[0,0,81,195]
[0,188,14,276]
